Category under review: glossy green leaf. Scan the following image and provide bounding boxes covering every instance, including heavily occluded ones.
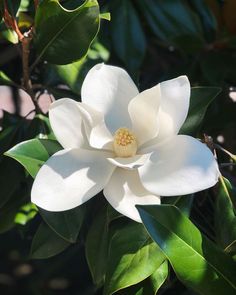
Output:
[215,177,236,253]
[138,205,236,295]
[34,0,100,65]
[5,138,62,178]
[103,222,165,295]
[85,205,110,286]
[39,205,85,243]
[180,86,221,135]
[120,260,168,295]
[137,0,204,52]
[162,194,194,217]
[31,221,71,259]
[111,0,146,72]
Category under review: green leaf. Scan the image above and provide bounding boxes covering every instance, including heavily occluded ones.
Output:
[180,86,221,135]
[14,203,38,225]
[103,222,165,295]
[162,194,194,217]
[85,205,110,286]
[190,0,217,41]
[111,0,146,72]
[0,71,15,85]
[54,58,86,93]
[100,12,110,21]
[137,0,204,52]
[119,260,168,295]
[39,205,85,243]
[137,205,236,295]
[34,0,100,65]
[31,221,70,259]
[215,177,236,253]
[150,260,169,294]
[5,138,62,178]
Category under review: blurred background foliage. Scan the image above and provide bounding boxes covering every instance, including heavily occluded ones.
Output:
[0,0,236,294]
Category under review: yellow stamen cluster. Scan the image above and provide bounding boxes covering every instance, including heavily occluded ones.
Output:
[113,127,137,157]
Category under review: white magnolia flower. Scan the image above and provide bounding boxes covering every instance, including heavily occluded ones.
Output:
[31,64,219,222]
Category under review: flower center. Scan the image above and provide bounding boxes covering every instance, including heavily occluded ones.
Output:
[113,127,137,157]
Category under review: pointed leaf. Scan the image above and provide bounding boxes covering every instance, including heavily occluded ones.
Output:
[5,138,62,178]
[34,0,100,64]
[31,221,70,259]
[137,205,236,295]
[39,205,85,243]
[215,177,236,253]
[103,223,165,295]
[180,86,221,135]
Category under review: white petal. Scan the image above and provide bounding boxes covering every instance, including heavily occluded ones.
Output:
[81,63,139,133]
[31,149,115,211]
[49,98,88,149]
[107,154,150,170]
[78,103,113,150]
[104,169,160,222]
[128,84,161,145]
[139,135,219,196]
[157,76,190,141]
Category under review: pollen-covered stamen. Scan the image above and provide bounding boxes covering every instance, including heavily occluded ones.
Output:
[113,127,138,157]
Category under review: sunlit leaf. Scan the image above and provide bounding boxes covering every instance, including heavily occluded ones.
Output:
[138,205,236,295]
[103,222,165,295]
[5,138,62,178]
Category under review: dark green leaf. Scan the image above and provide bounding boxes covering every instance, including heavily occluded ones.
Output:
[180,86,221,135]
[190,0,217,41]
[85,205,110,286]
[39,205,85,243]
[34,0,100,65]
[111,0,146,72]
[103,222,165,295]
[31,221,71,259]
[215,177,236,253]
[138,205,236,295]
[5,138,62,178]
[0,158,24,208]
[162,194,194,217]
[137,0,204,52]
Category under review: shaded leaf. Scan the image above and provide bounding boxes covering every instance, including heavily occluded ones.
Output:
[180,86,221,135]
[86,205,110,286]
[39,205,85,243]
[31,221,70,259]
[215,177,236,253]
[111,0,146,72]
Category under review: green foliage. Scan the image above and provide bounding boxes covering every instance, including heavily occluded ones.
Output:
[180,86,221,135]
[34,0,100,65]
[138,205,236,295]
[0,0,236,294]
[5,138,62,178]
[103,222,166,295]
[30,221,71,259]
[215,177,236,254]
